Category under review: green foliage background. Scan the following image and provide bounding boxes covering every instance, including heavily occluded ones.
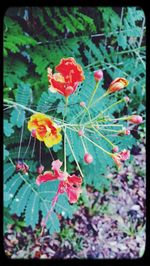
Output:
[3,7,146,234]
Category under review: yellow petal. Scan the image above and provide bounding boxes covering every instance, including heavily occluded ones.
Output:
[44,133,62,148]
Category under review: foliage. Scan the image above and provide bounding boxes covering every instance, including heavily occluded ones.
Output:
[3,7,145,234]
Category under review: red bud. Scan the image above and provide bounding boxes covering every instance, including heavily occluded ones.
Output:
[84,153,93,164]
[80,101,86,107]
[78,130,84,136]
[112,146,119,153]
[94,69,103,82]
[128,115,143,124]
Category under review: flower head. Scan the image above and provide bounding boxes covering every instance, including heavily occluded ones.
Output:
[36,160,82,204]
[128,115,143,124]
[107,78,129,94]
[48,58,85,97]
[28,113,62,148]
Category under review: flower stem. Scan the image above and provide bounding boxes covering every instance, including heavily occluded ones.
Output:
[41,191,59,232]
[87,81,100,108]
[4,99,36,114]
[67,126,112,156]
[3,98,62,125]
[62,97,68,125]
[92,126,115,147]
[79,81,100,124]
[64,126,67,173]
[65,130,84,177]
[88,98,126,123]
[90,91,109,108]
[80,136,87,153]
[102,98,125,114]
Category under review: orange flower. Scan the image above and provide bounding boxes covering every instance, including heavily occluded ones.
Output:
[28,113,62,148]
[107,78,129,93]
[48,57,85,97]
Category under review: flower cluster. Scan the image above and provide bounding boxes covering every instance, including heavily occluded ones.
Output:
[24,58,143,228]
[36,160,82,204]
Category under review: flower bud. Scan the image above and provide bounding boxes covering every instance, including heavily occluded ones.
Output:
[112,146,119,153]
[124,129,130,135]
[128,115,143,124]
[84,153,93,164]
[124,96,130,103]
[31,129,36,138]
[94,69,103,82]
[37,165,44,174]
[16,161,29,174]
[80,101,86,107]
[107,78,129,94]
[78,130,84,136]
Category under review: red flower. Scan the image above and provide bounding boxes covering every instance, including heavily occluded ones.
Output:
[111,149,130,168]
[48,58,85,97]
[36,160,82,204]
[58,174,82,204]
[119,149,130,161]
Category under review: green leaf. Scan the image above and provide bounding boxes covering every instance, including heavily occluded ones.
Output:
[4,162,15,182]
[16,83,32,106]
[3,145,9,160]
[10,108,25,128]
[4,119,14,137]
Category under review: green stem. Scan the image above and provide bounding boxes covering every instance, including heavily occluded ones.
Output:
[71,109,85,123]
[67,126,112,156]
[79,81,100,124]
[90,91,109,108]
[4,99,36,114]
[93,126,115,147]
[63,127,67,173]
[87,81,100,108]
[3,98,62,125]
[106,116,131,122]
[102,98,125,114]
[65,131,84,177]
[80,136,87,153]
[62,97,68,125]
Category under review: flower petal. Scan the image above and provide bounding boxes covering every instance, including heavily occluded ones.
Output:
[66,184,82,203]
[36,171,56,186]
